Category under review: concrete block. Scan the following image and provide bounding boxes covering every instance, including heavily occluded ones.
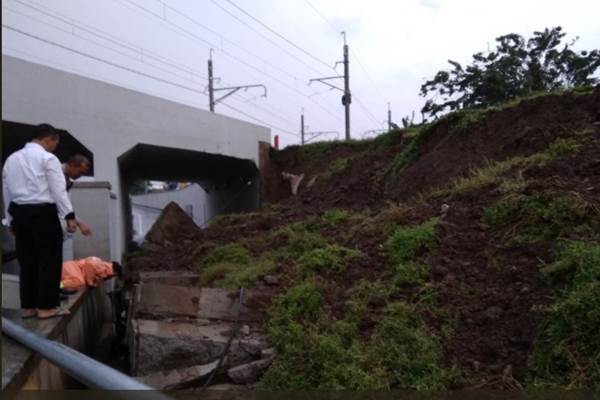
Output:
[227,358,273,384]
[2,274,20,309]
[137,271,199,286]
[134,283,264,321]
[136,359,219,390]
[131,319,269,375]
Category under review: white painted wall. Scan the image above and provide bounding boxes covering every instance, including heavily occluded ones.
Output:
[2,55,270,260]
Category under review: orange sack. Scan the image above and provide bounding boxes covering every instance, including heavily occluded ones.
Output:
[61,257,115,289]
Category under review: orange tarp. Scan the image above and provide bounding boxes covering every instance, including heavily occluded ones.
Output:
[61,257,114,289]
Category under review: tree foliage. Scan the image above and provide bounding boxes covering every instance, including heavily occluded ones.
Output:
[420,27,600,118]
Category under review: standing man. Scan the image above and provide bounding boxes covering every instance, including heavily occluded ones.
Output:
[63,154,93,236]
[2,124,77,319]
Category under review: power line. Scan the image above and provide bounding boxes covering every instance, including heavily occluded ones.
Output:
[11,0,208,80]
[3,24,210,95]
[3,24,300,138]
[3,45,196,104]
[11,0,302,127]
[302,0,385,120]
[115,0,343,121]
[303,0,385,98]
[5,4,299,129]
[354,95,382,126]
[220,0,333,71]
[3,4,208,85]
[221,102,299,137]
[156,0,316,83]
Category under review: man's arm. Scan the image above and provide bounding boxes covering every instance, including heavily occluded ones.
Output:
[45,156,76,232]
[76,219,92,236]
[2,164,13,228]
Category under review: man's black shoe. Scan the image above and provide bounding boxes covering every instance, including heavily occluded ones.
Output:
[60,288,78,296]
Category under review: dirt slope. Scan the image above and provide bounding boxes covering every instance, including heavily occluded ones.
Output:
[126,88,600,389]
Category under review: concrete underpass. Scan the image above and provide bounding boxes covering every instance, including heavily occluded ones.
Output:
[119,143,260,249]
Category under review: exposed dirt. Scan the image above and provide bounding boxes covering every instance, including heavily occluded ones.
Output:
[126,88,600,388]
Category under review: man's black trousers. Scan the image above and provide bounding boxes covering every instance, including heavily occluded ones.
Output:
[9,202,63,309]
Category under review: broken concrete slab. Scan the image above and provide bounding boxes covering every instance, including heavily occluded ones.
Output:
[205,383,248,391]
[134,283,264,321]
[227,358,273,384]
[131,319,270,375]
[136,359,219,390]
[137,271,199,286]
[261,347,277,358]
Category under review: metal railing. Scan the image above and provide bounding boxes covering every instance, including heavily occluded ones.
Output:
[2,317,171,398]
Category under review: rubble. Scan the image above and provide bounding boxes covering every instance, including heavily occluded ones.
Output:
[227,358,273,384]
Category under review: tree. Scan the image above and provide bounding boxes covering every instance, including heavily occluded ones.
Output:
[420,27,600,118]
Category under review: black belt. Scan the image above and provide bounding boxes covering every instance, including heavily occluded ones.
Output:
[9,202,57,211]
[8,202,74,220]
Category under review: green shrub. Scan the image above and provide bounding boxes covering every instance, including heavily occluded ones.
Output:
[483,194,595,244]
[391,262,429,287]
[365,302,450,390]
[201,243,250,267]
[260,325,383,390]
[269,282,323,324]
[300,244,363,274]
[529,282,600,389]
[385,139,420,178]
[199,257,276,288]
[541,241,600,290]
[321,209,354,225]
[530,241,600,388]
[369,129,405,148]
[261,286,452,390]
[198,243,278,288]
[271,225,327,259]
[386,218,439,265]
[329,157,349,175]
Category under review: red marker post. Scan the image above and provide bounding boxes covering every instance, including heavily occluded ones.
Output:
[274,134,279,150]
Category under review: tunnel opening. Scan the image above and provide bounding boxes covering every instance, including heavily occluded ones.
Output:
[118,143,260,250]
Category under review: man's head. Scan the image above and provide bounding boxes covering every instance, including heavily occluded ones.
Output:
[32,123,59,152]
[64,154,91,180]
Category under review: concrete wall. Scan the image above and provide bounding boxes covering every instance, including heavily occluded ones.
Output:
[69,182,117,261]
[2,55,271,260]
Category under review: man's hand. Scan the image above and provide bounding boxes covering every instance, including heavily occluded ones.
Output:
[77,220,92,236]
[66,219,77,233]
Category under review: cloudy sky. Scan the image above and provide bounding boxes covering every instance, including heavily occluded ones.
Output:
[3,0,599,147]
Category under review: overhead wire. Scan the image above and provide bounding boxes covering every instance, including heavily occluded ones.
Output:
[3,5,208,85]
[2,24,300,138]
[6,1,301,132]
[220,0,333,71]
[11,0,208,80]
[157,0,322,82]
[302,0,385,128]
[116,0,343,121]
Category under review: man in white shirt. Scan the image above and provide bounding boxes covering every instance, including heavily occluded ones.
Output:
[2,124,77,319]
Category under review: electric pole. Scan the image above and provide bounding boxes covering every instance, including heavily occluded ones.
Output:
[300,111,338,144]
[309,32,351,141]
[301,110,305,145]
[208,50,215,112]
[342,33,350,141]
[387,102,392,131]
[208,49,267,112]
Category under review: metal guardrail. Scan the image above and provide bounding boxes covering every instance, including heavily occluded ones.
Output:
[2,317,171,398]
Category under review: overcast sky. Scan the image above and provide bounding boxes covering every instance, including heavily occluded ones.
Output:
[3,0,600,147]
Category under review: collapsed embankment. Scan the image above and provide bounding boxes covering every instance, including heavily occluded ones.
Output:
[126,88,600,390]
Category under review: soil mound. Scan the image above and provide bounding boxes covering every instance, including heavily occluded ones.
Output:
[144,202,201,245]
